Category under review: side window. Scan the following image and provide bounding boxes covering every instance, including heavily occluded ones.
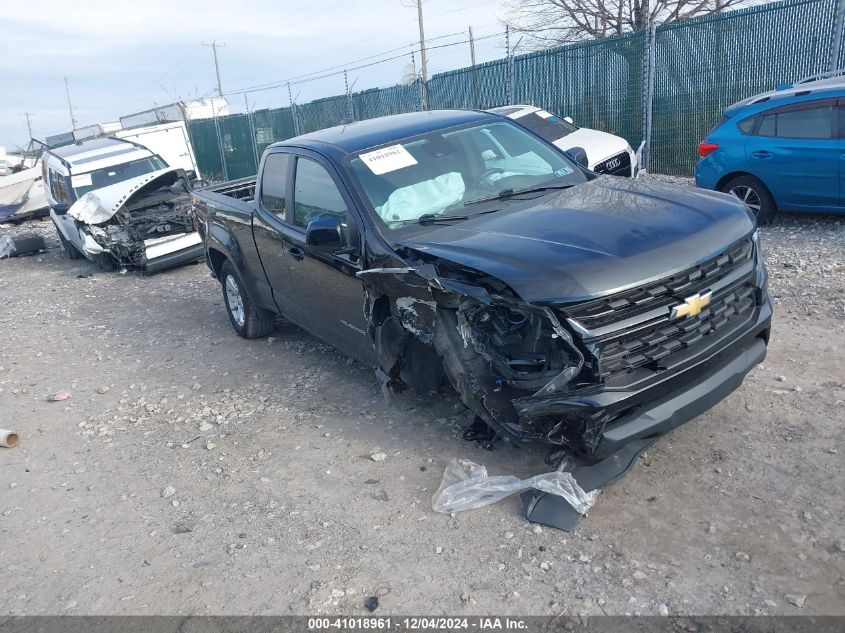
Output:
[737,116,756,134]
[757,114,776,137]
[754,102,834,139]
[292,158,348,230]
[776,106,832,138]
[260,153,290,219]
[49,169,71,205]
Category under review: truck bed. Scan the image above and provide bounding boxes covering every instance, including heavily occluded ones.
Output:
[192,176,257,217]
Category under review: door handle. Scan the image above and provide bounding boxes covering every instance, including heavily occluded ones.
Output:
[287,246,304,261]
[751,150,772,159]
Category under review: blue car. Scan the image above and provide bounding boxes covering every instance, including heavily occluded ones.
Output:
[695,73,844,223]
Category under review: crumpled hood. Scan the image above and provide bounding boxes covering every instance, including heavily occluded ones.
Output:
[398,177,756,304]
[68,167,184,225]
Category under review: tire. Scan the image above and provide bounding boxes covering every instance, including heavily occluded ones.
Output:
[220,260,275,339]
[92,252,117,271]
[53,220,83,260]
[721,175,776,225]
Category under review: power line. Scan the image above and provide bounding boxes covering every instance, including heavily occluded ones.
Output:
[226,30,467,95]
[224,31,502,97]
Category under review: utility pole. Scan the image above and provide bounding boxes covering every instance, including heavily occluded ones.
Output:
[201,40,226,97]
[831,0,845,72]
[468,26,478,109]
[344,69,354,121]
[64,77,79,130]
[505,24,510,60]
[21,112,34,140]
[287,81,300,136]
[415,0,429,109]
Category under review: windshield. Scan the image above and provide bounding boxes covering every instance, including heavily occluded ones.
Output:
[71,156,168,197]
[349,119,586,229]
[515,111,578,141]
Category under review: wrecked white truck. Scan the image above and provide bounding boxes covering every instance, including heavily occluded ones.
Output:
[43,137,203,272]
[192,110,772,495]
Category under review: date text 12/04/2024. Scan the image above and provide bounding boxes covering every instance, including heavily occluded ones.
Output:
[307,617,529,630]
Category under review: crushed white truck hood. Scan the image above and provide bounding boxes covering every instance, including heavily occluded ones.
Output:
[68,167,184,225]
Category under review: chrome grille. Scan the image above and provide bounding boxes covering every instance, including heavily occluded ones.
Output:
[595,282,756,377]
[594,151,631,176]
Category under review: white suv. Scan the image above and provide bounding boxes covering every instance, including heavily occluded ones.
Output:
[488,105,637,177]
[42,137,202,272]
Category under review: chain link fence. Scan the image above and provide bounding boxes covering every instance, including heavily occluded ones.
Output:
[188,0,842,180]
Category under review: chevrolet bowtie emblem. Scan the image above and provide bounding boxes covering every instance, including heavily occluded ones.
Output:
[670,291,712,319]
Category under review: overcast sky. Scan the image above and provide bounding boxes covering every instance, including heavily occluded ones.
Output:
[0,0,514,150]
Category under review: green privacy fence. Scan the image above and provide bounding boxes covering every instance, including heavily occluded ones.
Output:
[651,0,838,173]
[188,0,841,179]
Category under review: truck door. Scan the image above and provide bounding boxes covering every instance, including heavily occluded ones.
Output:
[252,151,299,312]
[280,152,375,364]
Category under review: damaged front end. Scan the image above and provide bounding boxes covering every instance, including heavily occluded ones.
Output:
[68,168,203,272]
[359,256,602,463]
[360,233,771,474]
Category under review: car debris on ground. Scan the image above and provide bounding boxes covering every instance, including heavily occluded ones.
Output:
[0,233,47,258]
[47,389,71,402]
[431,458,597,531]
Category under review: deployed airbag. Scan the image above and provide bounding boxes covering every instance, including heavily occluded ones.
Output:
[377,172,465,223]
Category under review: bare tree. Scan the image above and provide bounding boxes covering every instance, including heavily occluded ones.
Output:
[504,0,750,45]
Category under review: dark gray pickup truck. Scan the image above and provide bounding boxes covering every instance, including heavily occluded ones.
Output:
[192,109,772,488]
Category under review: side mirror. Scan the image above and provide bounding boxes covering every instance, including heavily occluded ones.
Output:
[563,116,574,124]
[305,215,344,252]
[52,203,70,215]
[567,147,589,169]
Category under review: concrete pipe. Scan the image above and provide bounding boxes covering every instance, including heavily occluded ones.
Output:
[0,429,19,448]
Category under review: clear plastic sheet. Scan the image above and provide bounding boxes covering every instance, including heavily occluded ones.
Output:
[432,458,598,516]
[0,235,15,259]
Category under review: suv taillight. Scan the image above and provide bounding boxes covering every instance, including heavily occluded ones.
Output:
[698,142,719,158]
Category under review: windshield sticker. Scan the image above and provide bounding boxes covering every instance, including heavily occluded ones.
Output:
[554,166,573,177]
[360,144,418,175]
[536,110,554,119]
[71,173,92,188]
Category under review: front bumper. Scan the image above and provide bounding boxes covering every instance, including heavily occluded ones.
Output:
[143,233,204,274]
[544,296,771,489]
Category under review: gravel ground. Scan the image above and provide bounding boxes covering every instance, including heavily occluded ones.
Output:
[1,191,843,617]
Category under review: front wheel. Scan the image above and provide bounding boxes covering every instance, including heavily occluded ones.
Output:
[721,175,775,225]
[220,260,275,339]
[52,220,83,260]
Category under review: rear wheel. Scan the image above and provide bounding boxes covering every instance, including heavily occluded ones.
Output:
[721,175,775,225]
[220,260,275,339]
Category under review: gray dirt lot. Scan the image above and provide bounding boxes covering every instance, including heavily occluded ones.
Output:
[1,187,844,616]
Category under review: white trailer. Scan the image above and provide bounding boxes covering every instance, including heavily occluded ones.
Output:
[116,121,200,179]
[73,122,122,141]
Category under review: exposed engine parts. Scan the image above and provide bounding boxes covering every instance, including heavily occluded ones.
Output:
[359,255,593,460]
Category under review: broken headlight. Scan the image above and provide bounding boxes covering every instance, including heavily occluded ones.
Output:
[461,302,582,392]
